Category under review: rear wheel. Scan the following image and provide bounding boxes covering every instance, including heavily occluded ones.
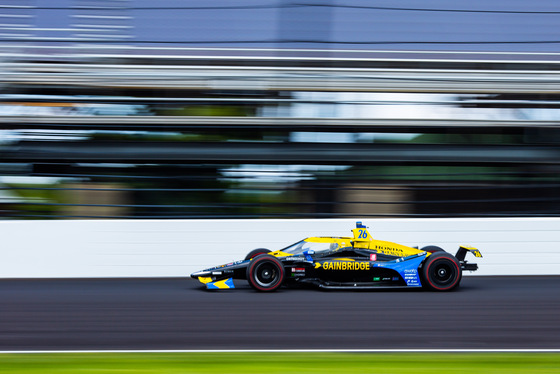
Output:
[246,255,284,292]
[421,252,462,291]
[244,248,271,260]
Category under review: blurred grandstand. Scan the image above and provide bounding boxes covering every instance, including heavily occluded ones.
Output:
[0,0,559,218]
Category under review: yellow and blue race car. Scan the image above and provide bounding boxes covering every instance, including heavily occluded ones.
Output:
[191,222,482,292]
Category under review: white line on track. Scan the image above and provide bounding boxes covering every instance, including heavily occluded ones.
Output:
[1,349,559,354]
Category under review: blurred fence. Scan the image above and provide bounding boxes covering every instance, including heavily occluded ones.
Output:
[1,163,559,219]
[3,55,560,93]
[1,48,560,219]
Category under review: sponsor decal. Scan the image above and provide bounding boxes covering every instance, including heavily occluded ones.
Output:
[321,261,370,271]
[392,277,400,281]
[370,253,377,261]
[403,269,421,286]
[373,277,381,281]
[374,246,406,257]
[382,277,391,281]
[284,256,307,262]
[221,260,245,268]
[382,250,405,257]
[291,267,306,277]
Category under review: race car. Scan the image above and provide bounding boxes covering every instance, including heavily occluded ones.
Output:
[191,222,482,292]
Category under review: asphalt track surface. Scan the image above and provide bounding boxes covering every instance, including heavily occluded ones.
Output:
[1,276,559,351]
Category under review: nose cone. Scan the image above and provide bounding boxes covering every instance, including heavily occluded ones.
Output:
[190,270,208,279]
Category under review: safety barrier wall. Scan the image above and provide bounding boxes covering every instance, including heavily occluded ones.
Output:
[1,218,559,278]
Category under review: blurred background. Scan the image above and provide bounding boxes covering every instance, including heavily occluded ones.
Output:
[1,0,560,219]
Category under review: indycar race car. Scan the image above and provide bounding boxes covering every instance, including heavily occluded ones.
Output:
[191,222,482,292]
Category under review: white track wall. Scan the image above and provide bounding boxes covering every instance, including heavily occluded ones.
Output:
[1,218,559,278]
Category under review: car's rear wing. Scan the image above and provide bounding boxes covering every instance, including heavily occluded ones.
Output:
[455,245,482,261]
[455,245,482,271]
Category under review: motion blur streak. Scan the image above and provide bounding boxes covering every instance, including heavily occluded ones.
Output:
[0,277,558,350]
[1,2,560,219]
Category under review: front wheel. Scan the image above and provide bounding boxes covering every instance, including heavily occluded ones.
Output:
[246,255,284,292]
[421,252,462,291]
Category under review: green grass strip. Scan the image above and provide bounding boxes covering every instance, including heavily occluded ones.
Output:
[0,353,559,374]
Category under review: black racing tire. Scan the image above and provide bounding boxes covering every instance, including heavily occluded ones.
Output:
[421,245,445,253]
[246,255,284,292]
[244,248,271,261]
[421,252,462,291]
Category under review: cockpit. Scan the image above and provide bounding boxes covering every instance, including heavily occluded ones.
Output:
[279,239,341,255]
